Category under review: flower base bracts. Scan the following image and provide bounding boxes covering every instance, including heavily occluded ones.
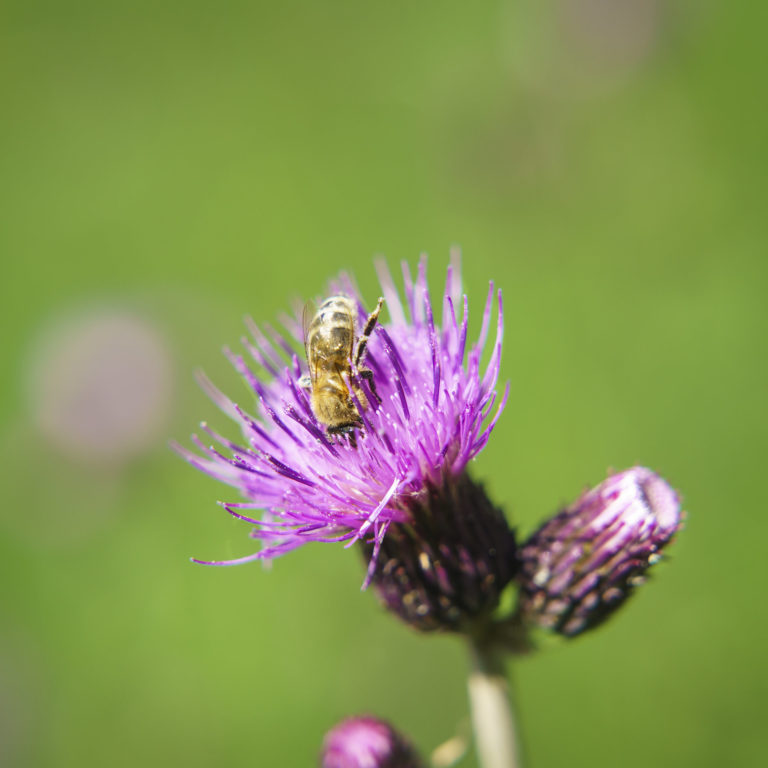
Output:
[364,474,517,633]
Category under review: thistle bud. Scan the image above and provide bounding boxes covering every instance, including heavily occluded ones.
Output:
[320,716,423,768]
[517,467,682,637]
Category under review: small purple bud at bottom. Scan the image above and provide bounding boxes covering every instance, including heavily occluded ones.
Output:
[517,466,683,637]
[363,474,517,633]
[321,716,423,768]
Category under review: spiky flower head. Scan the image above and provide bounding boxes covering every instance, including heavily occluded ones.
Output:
[320,716,423,768]
[175,254,516,632]
[516,466,683,637]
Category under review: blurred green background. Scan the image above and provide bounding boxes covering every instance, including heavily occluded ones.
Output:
[2,1,766,766]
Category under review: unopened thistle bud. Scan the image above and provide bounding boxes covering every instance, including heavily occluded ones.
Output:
[517,466,683,637]
[321,716,423,768]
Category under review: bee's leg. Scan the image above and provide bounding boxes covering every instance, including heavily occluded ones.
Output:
[327,422,360,448]
[359,368,381,404]
[354,297,384,368]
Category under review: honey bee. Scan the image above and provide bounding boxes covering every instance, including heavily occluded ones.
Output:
[299,295,384,440]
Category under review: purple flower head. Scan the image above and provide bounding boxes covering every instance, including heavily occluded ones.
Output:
[321,716,423,768]
[516,466,683,637]
[174,254,516,629]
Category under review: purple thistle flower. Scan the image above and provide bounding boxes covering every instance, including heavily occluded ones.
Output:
[516,466,683,637]
[320,716,423,768]
[174,254,516,630]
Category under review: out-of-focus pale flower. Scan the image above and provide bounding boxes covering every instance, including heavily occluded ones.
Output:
[28,310,172,465]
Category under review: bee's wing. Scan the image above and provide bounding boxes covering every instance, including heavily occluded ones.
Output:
[301,300,318,383]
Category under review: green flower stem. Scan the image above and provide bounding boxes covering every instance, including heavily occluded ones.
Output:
[467,639,521,768]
